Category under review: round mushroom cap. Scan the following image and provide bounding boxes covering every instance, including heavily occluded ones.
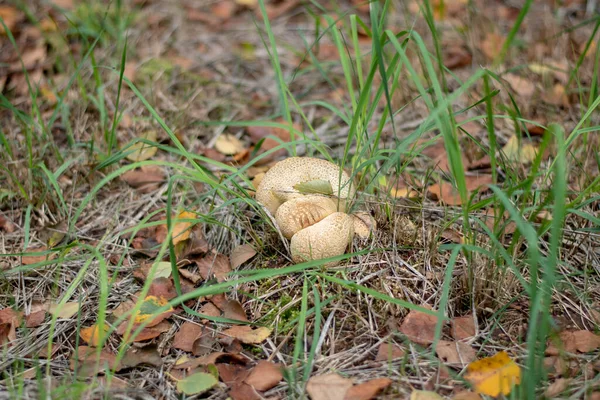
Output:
[275,195,338,239]
[255,157,355,215]
[290,212,354,266]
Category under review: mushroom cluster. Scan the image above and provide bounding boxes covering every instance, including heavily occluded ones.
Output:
[255,157,373,266]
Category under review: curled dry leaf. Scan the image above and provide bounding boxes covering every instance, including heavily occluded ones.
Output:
[221,325,272,344]
[464,351,521,397]
[230,244,257,269]
[399,309,439,346]
[306,373,353,400]
[344,378,392,400]
[244,360,283,391]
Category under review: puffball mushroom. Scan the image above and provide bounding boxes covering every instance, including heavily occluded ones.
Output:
[255,157,373,266]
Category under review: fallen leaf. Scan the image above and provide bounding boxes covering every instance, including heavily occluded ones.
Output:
[481,208,517,235]
[21,246,55,265]
[125,320,171,343]
[230,244,257,269]
[0,215,15,233]
[222,300,248,322]
[573,330,600,353]
[173,351,247,370]
[173,322,204,352]
[172,211,198,245]
[120,345,163,368]
[221,326,272,344]
[545,378,570,398]
[25,309,46,328]
[344,378,392,400]
[211,1,237,21]
[70,346,119,374]
[199,302,222,320]
[504,73,535,98]
[501,136,538,164]
[481,33,504,61]
[0,308,21,345]
[126,130,158,162]
[80,323,109,347]
[443,45,472,70]
[176,372,218,395]
[427,175,493,206]
[195,253,232,282]
[229,383,261,400]
[399,310,439,345]
[244,360,283,391]
[464,351,521,397]
[542,83,569,107]
[120,165,165,193]
[48,302,80,319]
[410,391,444,400]
[147,277,178,300]
[218,363,250,386]
[306,373,353,400]
[0,6,23,34]
[215,134,244,155]
[117,295,174,339]
[374,342,405,361]
[111,300,135,319]
[452,391,482,400]
[451,316,476,340]
[435,340,477,366]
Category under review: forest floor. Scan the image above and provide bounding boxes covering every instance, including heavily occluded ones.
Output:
[1,0,600,399]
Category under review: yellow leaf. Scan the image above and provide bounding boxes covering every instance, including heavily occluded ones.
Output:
[48,302,80,319]
[214,134,244,155]
[172,211,197,245]
[80,323,109,347]
[501,135,538,164]
[126,130,158,162]
[133,295,173,325]
[410,390,444,400]
[464,351,521,397]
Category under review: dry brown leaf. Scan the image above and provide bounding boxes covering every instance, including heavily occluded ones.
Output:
[542,83,569,107]
[244,361,283,391]
[399,310,439,345]
[25,309,46,328]
[124,320,171,343]
[215,134,244,155]
[230,244,257,269]
[211,1,237,20]
[306,373,353,400]
[195,253,232,282]
[222,300,248,322]
[545,378,570,398]
[435,340,477,366]
[451,316,476,340]
[70,346,119,373]
[229,383,261,400]
[443,45,472,70]
[217,363,251,386]
[427,175,493,206]
[0,308,21,345]
[221,326,272,344]
[0,6,23,34]
[573,330,600,353]
[173,351,248,370]
[199,302,222,320]
[21,246,55,265]
[504,73,535,98]
[481,33,504,60]
[452,391,482,400]
[0,215,15,233]
[344,378,392,400]
[173,322,204,352]
[375,342,405,361]
[120,165,165,192]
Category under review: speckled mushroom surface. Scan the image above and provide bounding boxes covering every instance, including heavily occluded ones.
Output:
[255,157,372,266]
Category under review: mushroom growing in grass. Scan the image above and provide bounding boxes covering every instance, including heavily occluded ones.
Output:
[255,157,374,266]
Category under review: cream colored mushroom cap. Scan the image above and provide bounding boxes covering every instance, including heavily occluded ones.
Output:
[290,212,354,266]
[255,157,355,215]
[275,195,338,239]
